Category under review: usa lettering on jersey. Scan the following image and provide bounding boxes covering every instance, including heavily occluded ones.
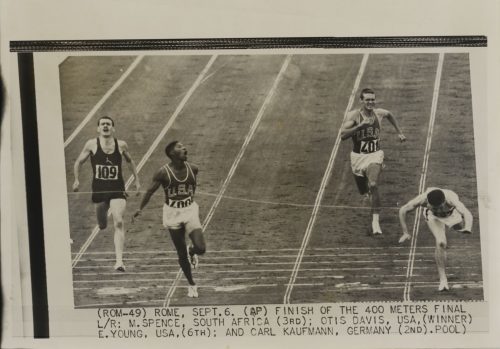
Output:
[356,126,380,141]
[167,183,195,197]
[163,162,197,208]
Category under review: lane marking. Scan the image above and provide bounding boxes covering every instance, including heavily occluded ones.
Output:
[73,258,433,276]
[64,56,144,148]
[72,55,218,268]
[74,264,479,272]
[72,245,477,255]
[403,53,444,301]
[284,54,369,304]
[164,55,293,306]
[73,251,444,259]
[68,189,401,210]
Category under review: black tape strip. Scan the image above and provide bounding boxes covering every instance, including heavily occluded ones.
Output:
[10,36,487,52]
[18,53,50,338]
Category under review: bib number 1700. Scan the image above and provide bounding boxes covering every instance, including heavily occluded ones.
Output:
[360,139,380,154]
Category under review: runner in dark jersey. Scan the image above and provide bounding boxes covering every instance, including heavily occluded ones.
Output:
[398,188,473,291]
[134,141,206,298]
[90,137,126,203]
[73,116,141,271]
[341,88,406,235]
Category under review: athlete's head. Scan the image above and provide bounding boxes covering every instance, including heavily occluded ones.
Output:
[360,88,376,110]
[97,116,115,137]
[97,116,115,126]
[165,141,188,161]
[427,189,446,207]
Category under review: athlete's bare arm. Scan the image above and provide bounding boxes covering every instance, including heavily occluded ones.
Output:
[119,140,141,194]
[340,111,370,140]
[378,108,406,142]
[448,196,473,233]
[398,193,427,242]
[133,168,167,220]
[73,139,96,192]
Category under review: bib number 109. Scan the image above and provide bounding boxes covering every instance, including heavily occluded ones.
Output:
[95,165,119,180]
[360,139,380,154]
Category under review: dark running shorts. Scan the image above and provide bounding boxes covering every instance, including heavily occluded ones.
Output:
[91,191,128,204]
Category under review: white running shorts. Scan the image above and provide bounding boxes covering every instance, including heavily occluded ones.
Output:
[163,201,202,232]
[350,150,384,177]
[423,208,463,227]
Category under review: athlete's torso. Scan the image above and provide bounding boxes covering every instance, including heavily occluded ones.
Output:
[422,189,457,218]
[90,137,125,192]
[351,109,381,154]
[162,162,196,208]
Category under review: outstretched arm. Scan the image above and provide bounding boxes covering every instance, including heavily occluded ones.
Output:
[398,193,426,242]
[384,111,406,142]
[121,141,141,194]
[73,140,93,192]
[133,169,164,219]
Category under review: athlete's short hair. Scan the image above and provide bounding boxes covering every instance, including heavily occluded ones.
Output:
[165,141,179,159]
[360,88,375,100]
[97,116,115,126]
[427,189,445,207]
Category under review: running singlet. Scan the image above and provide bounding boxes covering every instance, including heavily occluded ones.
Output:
[424,200,455,218]
[352,110,381,154]
[90,138,125,196]
[162,162,196,209]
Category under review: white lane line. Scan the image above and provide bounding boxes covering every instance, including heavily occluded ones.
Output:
[284,54,369,304]
[71,245,475,255]
[386,280,483,285]
[164,55,293,306]
[403,53,444,301]
[74,259,434,275]
[64,55,144,148]
[74,252,440,260]
[67,189,401,210]
[75,273,414,281]
[291,282,482,291]
[74,278,175,283]
[194,190,402,210]
[72,55,218,268]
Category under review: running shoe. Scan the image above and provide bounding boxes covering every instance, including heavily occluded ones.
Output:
[114,262,126,272]
[187,285,198,298]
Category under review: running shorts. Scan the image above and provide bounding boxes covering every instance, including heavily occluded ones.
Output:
[163,201,202,232]
[423,208,463,227]
[350,150,384,177]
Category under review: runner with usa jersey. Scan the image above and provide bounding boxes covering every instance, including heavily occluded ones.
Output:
[133,141,206,298]
[341,88,406,235]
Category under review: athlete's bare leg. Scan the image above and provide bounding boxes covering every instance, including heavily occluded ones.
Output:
[95,201,110,229]
[353,174,369,195]
[169,227,195,286]
[427,218,449,291]
[109,198,127,270]
[188,229,206,256]
[366,163,382,234]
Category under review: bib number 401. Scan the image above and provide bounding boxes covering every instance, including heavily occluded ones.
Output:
[360,139,380,154]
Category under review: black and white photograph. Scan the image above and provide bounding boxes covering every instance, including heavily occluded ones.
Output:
[61,52,484,308]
